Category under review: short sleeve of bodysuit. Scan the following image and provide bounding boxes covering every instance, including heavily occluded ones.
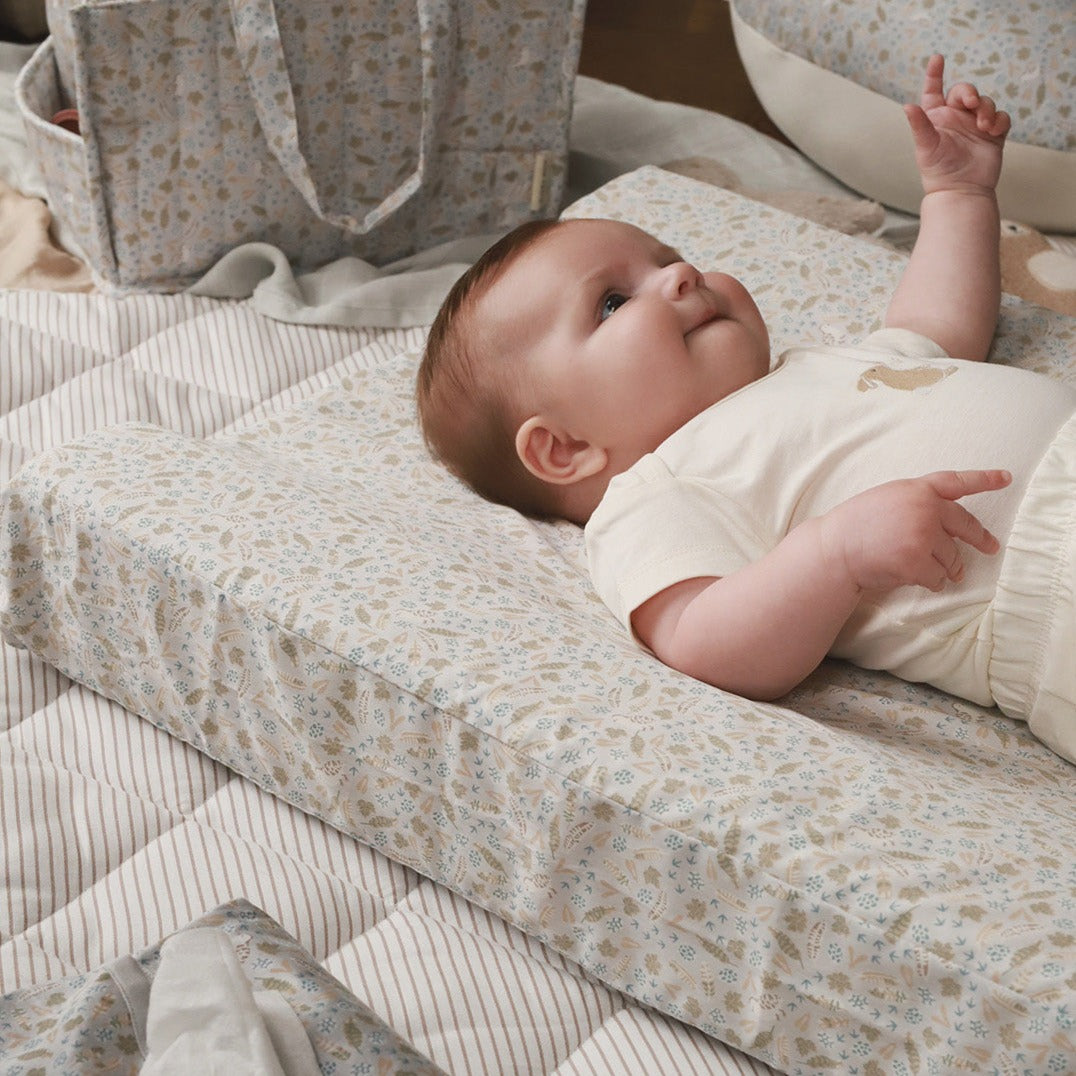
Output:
[584,454,772,631]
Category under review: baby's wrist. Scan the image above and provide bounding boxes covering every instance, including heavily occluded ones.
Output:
[920,182,999,202]
[805,513,864,596]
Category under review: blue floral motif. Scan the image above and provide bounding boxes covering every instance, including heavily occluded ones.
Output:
[2,171,1075,1074]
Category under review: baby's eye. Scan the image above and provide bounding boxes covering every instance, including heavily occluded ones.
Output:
[600,292,628,322]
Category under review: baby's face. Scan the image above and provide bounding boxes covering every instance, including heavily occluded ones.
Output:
[480,219,771,471]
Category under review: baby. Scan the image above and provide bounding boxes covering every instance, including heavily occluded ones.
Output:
[417,56,1076,765]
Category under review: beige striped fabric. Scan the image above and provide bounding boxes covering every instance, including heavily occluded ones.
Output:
[0,288,775,1075]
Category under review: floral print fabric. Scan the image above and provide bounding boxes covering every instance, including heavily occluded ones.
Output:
[3,170,1076,1074]
[0,899,446,1074]
[21,0,585,291]
[732,0,1074,152]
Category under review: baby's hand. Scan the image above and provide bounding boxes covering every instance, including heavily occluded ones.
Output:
[903,54,1011,196]
[819,469,1011,594]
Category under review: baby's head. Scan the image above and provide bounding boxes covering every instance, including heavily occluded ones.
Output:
[417,219,565,519]
[417,217,770,524]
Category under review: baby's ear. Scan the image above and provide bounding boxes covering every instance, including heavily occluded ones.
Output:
[515,417,607,486]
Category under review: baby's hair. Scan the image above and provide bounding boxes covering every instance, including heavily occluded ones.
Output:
[417,217,567,519]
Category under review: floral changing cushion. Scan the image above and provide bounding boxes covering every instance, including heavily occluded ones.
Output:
[2,168,1076,1075]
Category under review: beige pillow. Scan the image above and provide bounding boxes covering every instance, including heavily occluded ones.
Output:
[731,0,1076,232]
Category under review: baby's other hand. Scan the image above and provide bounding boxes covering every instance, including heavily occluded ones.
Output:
[820,469,1011,595]
[903,54,1011,196]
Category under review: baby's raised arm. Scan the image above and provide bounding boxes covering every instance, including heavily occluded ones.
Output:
[885,55,1011,362]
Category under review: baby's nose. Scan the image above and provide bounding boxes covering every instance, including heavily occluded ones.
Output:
[661,262,703,298]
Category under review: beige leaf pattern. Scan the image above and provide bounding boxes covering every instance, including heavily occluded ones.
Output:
[734,0,1074,152]
[26,0,586,290]
[3,171,1076,1071]
[0,899,446,1072]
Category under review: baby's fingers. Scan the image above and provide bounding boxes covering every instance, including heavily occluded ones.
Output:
[964,92,1011,138]
[946,80,981,113]
[919,53,947,109]
[903,103,940,151]
[925,468,1012,501]
[940,499,1001,557]
[930,538,966,588]
[929,468,1012,560]
[974,93,996,127]
[983,105,1011,139]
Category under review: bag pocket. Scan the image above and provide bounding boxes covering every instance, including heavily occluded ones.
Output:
[14,39,112,278]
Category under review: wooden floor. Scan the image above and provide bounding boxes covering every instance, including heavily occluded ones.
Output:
[578,0,787,144]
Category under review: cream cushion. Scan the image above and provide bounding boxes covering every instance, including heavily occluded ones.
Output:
[730,0,1076,232]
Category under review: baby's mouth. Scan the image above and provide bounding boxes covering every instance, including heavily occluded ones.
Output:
[687,307,721,335]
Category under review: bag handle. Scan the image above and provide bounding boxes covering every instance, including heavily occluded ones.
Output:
[230,0,444,235]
